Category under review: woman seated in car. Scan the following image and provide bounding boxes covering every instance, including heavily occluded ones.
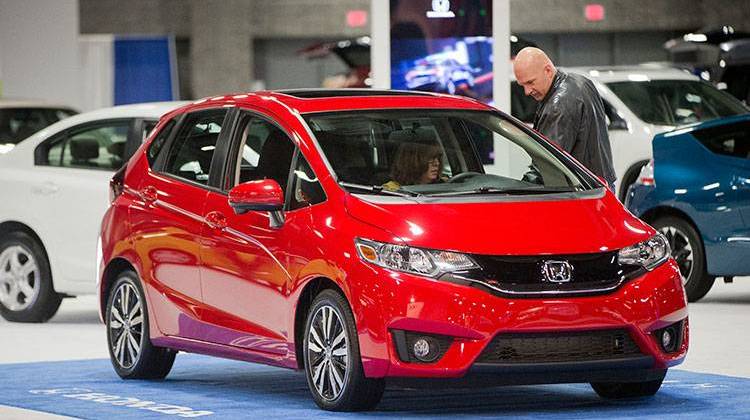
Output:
[383,140,444,191]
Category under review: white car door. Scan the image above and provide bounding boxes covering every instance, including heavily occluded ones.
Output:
[31,120,132,289]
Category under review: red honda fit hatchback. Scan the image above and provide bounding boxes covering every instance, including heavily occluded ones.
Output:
[98,89,688,411]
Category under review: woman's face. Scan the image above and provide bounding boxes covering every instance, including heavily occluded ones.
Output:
[421,153,441,184]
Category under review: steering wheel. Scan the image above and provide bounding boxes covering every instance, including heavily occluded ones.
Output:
[448,171,481,183]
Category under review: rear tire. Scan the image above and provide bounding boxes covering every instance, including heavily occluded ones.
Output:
[0,231,61,323]
[106,270,176,379]
[651,216,715,302]
[303,289,385,411]
[591,370,666,398]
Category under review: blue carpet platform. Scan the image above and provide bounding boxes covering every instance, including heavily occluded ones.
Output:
[0,355,747,419]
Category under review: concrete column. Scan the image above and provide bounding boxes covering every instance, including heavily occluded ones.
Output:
[190,0,253,98]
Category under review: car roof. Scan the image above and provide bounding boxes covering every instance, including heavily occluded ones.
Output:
[0,99,78,110]
[563,65,699,83]
[178,89,490,115]
[659,113,750,139]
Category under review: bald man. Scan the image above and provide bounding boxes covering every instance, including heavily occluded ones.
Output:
[514,47,616,189]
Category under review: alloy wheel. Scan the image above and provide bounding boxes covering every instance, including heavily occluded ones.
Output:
[108,282,143,369]
[0,245,41,311]
[307,305,350,402]
[659,226,694,285]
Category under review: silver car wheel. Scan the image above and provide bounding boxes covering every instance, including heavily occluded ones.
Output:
[108,282,143,369]
[0,245,41,311]
[307,305,350,402]
[659,226,694,285]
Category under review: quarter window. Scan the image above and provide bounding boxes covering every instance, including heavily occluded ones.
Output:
[164,110,226,185]
[289,154,326,210]
[147,119,175,166]
[693,120,750,159]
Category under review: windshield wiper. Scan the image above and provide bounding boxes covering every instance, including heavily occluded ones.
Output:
[338,181,421,197]
[429,186,580,197]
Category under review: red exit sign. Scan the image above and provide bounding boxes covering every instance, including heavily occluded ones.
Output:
[585,4,605,22]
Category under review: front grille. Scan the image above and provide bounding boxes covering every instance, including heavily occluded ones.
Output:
[445,251,644,297]
[477,329,644,364]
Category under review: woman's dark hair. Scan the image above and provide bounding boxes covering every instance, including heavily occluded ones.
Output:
[391,141,442,185]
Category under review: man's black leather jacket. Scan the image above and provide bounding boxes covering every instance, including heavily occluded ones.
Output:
[533,70,617,183]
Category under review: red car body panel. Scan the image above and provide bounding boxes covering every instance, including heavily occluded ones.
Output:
[98,91,688,382]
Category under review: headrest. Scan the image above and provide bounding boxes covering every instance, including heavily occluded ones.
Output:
[70,138,100,160]
[107,141,126,158]
[387,127,437,145]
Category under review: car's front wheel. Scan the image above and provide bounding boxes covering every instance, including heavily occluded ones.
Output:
[0,231,61,322]
[106,270,176,379]
[651,216,715,302]
[591,370,666,398]
[303,289,385,411]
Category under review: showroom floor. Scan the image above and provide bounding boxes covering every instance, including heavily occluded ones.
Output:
[1,280,749,419]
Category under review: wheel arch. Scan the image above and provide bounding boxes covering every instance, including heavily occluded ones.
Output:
[619,159,651,201]
[293,276,348,369]
[0,221,53,286]
[639,206,701,235]
[100,257,138,318]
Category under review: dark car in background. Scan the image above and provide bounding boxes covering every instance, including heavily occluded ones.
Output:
[0,100,77,153]
[665,25,750,103]
[625,114,750,302]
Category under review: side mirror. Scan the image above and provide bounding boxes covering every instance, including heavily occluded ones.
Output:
[228,179,284,215]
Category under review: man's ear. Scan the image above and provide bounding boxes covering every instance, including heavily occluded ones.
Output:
[544,64,555,78]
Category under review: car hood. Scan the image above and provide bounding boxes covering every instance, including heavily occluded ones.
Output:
[344,191,655,256]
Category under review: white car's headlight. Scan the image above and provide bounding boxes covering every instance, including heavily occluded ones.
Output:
[618,233,670,270]
[355,238,478,277]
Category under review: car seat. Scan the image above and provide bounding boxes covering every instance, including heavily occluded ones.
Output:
[256,129,295,192]
[69,137,100,167]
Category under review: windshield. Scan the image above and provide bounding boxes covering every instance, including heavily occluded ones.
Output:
[606,80,748,126]
[0,108,76,145]
[304,110,592,197]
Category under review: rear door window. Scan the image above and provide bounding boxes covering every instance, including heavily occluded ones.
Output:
[42,121,131,170]
[163,110,227,185]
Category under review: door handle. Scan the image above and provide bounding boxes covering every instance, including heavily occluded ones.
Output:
[32,181,59,196]
[139,186,158,203]
[204,211,227,230]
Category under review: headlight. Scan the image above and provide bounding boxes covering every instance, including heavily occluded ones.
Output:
[618,233,670,270]
[355,238,478,277]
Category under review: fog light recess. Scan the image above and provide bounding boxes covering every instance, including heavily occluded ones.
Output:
[654,320,684,353]
[391,330,454,364]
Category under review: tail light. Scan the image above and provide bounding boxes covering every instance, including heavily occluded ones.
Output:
[109,165,126,203]
[635,160,655,186]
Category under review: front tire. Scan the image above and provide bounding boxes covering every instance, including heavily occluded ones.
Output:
[651,216,715,302]
[303,289,384,411]
[106,270,175,379]
[591,370,666,398]
[0,231,61,322]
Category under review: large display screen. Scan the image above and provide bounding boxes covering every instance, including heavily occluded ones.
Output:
[390,0,493,102]
[390,0,494,162]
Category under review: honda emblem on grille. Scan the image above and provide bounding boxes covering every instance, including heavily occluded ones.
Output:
[542,260,573,283]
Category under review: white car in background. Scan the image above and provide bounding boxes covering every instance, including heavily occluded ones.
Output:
[0,101,186,322]
[511,65,749,199]
[0,100,78,154]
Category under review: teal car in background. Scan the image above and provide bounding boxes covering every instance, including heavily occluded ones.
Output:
[626,114,750,302]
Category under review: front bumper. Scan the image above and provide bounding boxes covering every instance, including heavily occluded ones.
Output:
[352,258,688,381]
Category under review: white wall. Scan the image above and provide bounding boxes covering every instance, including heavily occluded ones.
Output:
[0,0,81,109]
